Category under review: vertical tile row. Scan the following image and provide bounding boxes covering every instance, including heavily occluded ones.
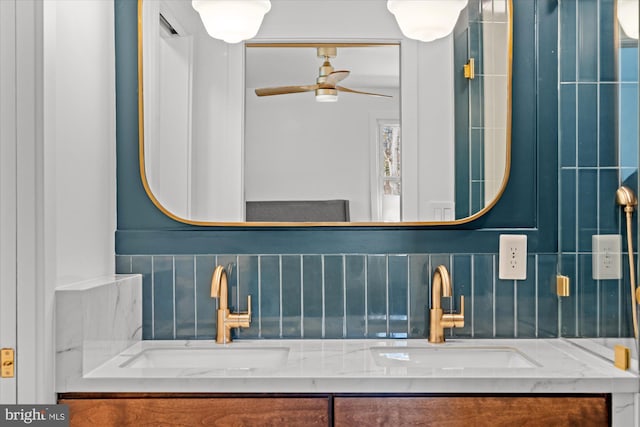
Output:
[237,255,258,339]
[451,255,472,338]
[324,255,345,338]
[117,253,567,341]
[174,256,195,339]
[260,255,281,338]
[408,255,429,338]
[515,254,537,338]
[388,255,408,338]
[195,255,216,339]
[345,255,367,338]
[302,255,323,338]
[366,255,387,338]
[537,254,560,338]
[558,0,638,338]
[281,255,302,338]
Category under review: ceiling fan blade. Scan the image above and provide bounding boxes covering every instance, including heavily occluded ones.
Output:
[255,84,319,96]
[323,70,350,87]
[336,86,392,98]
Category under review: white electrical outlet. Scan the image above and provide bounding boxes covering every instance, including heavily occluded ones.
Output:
[499,235,527,280]
[592,235,622,280]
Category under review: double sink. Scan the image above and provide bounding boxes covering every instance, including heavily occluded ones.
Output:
[120,343,537,371]
[76,337,638,396]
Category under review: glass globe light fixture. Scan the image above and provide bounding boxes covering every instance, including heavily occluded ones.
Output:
[618,0,639,39]
[387,0,469,42]
[192,0,271,44]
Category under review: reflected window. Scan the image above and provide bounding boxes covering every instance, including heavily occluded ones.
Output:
[379,122,402,221]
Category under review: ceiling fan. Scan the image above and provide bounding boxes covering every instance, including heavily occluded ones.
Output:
[254,47,392,103]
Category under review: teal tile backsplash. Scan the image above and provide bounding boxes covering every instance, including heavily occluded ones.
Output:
[116,254,563,340]
[558,0,638,340]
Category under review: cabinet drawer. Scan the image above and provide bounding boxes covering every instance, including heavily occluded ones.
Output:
[334,396,609,426]
[60,397,329,427]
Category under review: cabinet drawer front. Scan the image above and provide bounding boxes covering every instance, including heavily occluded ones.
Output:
[334,396,609,426]
[60,397,329,427]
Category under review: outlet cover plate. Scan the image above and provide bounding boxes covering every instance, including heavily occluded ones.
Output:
[592,235,622,280]
[499,235,527,280]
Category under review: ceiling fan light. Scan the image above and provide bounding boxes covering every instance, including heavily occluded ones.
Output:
[618,0,639,39]
[387,0,468,42]
[192,0,271,44]
[315,94,338,103]
[315,88,338,102]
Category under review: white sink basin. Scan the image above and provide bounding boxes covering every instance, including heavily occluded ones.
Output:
[121,347,289,370]
[370,346,538,369]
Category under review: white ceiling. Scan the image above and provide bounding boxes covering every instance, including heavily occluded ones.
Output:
[161,0,400,92]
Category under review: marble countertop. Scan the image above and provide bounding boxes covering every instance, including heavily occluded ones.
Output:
[61,338,639,394]
[54,277,639,396]
[566,337,639,373]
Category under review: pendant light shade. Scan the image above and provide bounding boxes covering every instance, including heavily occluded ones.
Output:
[192,0,271,44]
[618,0,639,39]
[387,0,468,42]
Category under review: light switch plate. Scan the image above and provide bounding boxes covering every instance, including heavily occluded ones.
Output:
[499,235,527,280]
[592,234,622,280]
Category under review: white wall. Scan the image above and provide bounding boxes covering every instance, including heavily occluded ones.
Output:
[143,0,244,221]
[143,0,457,222]
[151,34,193,218]
[0,0,116,403]
[245,0,456,222]
[417,36,456,221]
[245,87,399,222]
[190,26,244,221]
[53,0,115,285]
[47,0,116,403]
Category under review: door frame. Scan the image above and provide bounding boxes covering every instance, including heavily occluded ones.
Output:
[0,0,18,405]
[1,0,50,404]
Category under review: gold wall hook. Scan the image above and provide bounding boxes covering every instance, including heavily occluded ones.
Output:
[556,275,570,297]
[464,58,475,80]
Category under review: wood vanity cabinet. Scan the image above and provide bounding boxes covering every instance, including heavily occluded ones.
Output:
[333,396,610,426]
[58,395,329,427]
[59,393,609,426]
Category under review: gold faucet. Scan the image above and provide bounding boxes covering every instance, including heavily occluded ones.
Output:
[429,265,464,343]
[210,265,252,344]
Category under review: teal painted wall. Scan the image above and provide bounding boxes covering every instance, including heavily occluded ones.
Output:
[115,0,558,255]
[117,1,640,340]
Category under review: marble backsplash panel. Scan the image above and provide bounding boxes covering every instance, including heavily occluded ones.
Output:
[55,275,141,391]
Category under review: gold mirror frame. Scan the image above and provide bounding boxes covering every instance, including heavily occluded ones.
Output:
[137,0,513,227]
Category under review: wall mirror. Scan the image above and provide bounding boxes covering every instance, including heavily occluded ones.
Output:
[139,0,512,225]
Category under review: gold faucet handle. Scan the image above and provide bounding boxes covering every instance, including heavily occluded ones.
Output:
[235,295,252,320]
[226,295,252,329]
[442,295,464,328]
